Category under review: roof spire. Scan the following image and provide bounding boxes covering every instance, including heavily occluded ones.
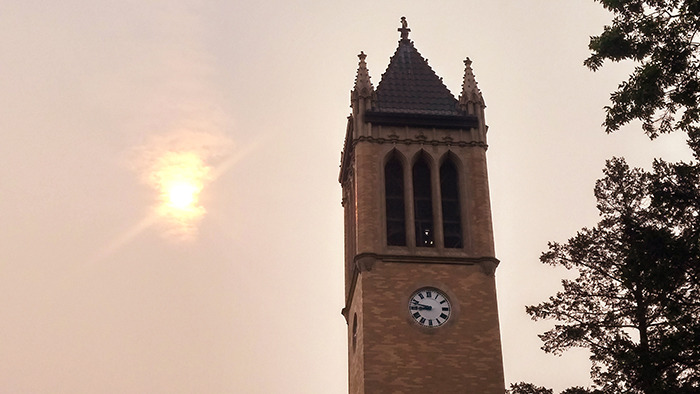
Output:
[353,51,374,98]
[398,17,410,40]
[459,57,485,108]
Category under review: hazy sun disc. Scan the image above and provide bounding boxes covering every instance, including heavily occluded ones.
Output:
[148,150,210,233]
[167,181,200,210]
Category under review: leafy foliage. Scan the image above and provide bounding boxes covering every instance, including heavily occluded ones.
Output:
[527,157,700,393]
[507,383,602,394]
[585,0,700,137]
[507,382,554,394]
[525,2,700,391]
[560,387,602,394]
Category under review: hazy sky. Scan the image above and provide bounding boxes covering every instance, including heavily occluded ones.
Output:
[1,1,694,393]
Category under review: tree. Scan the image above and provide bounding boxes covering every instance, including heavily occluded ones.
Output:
[507,382,553,394]
[520,2,700,392]
[585,0,700,138]
[560,388,602,394]
[526,157,700,393]
[507,383,601,394]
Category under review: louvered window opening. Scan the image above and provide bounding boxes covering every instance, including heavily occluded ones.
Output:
[385,156,464,249]
[440,160,463,248]
[412,158,434,247]
[385,156,407,246]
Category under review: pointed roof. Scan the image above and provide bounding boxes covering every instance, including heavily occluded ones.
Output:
[372,17,459,116]
[365,17,476,129]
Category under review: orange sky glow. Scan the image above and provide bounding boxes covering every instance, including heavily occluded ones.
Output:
[0,1,694,393]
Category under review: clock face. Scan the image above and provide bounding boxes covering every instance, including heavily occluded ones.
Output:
[408,287,451,327]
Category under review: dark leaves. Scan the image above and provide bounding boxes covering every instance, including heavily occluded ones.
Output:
[586,0,700,137]
[507,382,554,394]
[527,157,700,392]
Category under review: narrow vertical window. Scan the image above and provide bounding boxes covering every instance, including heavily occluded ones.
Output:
[413,157,434,247]
[440,159,463,248]
[385,155,406,246]
[352,313,358,351]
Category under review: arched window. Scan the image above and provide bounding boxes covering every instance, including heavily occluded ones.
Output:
[413,156,434,247]
[385,154,406,246]
[440,159,463,248]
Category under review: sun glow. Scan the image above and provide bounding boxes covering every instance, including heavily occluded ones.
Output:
[166,180,200,210]
[127,129,244,242]
[152,151,208,211]
[145,150,211,239]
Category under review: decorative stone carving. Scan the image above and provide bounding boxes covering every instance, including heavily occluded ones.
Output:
[355,253,378,272]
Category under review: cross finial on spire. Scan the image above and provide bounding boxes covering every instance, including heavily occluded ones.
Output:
[398,16,410,40]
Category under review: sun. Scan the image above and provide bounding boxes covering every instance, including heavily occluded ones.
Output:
[146,150,210,238]
[166,181,199,210]
[125,130,239,243]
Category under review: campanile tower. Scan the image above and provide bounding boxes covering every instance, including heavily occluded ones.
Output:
[339,18,505,393]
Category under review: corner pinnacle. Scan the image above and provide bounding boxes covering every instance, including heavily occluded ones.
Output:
[460,57,485,107]
[353,51,373,98]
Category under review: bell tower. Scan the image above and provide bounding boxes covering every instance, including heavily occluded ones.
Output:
[339,18,505,393]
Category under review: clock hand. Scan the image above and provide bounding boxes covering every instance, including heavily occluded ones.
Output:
[418,304,433,310]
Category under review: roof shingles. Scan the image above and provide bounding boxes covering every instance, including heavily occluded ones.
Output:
[373,38,462,116]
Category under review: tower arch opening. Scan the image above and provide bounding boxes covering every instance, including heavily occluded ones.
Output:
[440,155,463,248]
[412,152,434,247]
[385,150,406,246]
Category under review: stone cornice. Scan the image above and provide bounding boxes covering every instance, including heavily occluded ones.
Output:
[354,252,499,269]
[341,252,500,321]
[352,135,488,149]
[364,111,477,129]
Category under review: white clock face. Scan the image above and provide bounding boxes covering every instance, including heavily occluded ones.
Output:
[408,287,451,327]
